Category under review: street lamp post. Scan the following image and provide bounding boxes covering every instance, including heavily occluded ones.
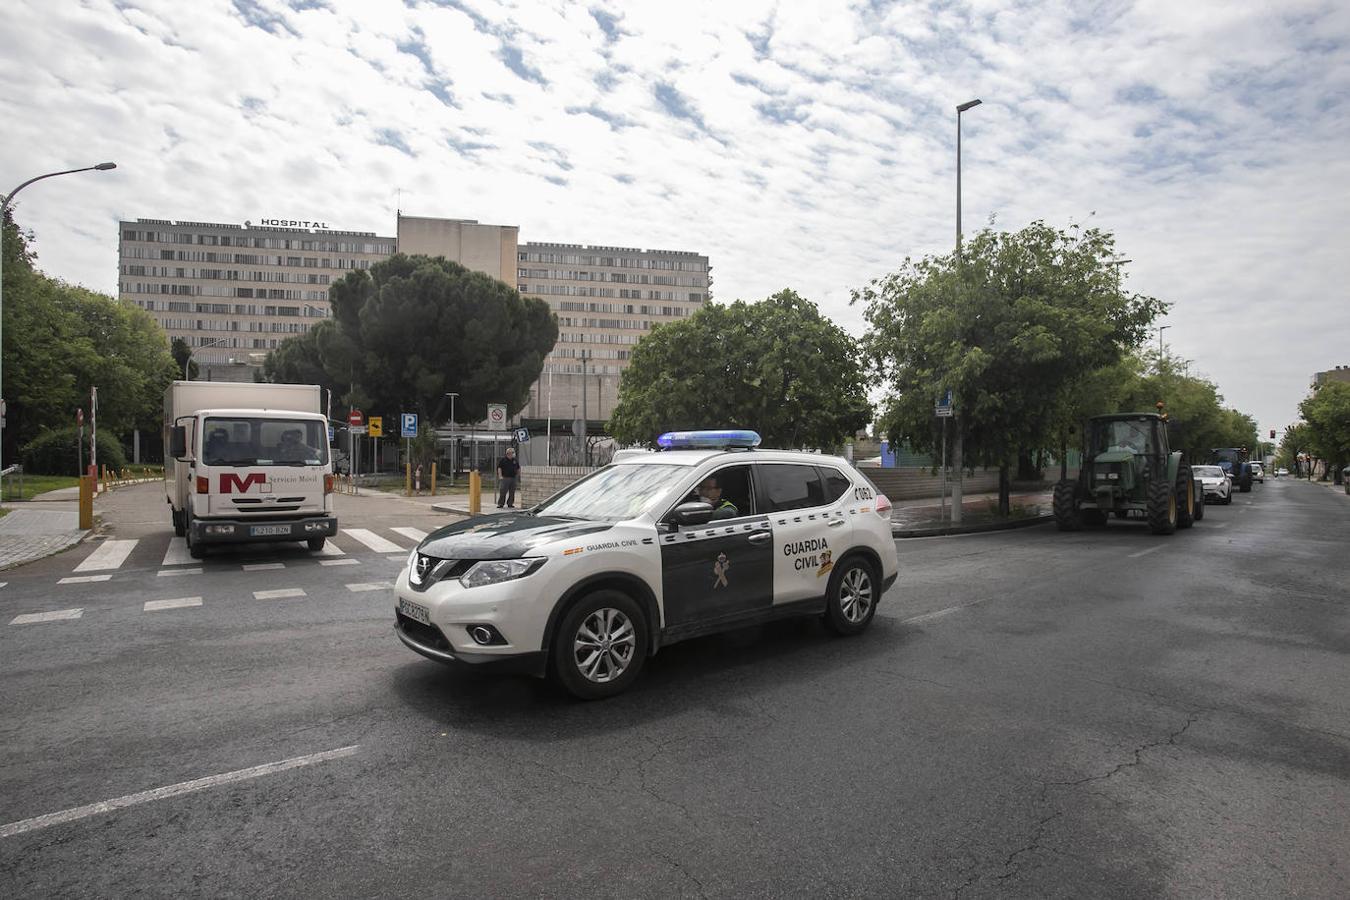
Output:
[186,337,233,380]
[1157,325,1171,368]
[444,392,458,483]
[0,162,117,505]
[951,99,981,526]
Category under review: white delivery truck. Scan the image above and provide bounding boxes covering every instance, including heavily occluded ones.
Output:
[164,381,336,559]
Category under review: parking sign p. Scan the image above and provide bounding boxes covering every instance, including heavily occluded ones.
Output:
[401,413,418,438]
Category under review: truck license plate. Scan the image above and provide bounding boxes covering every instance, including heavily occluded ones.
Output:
[250,525,291,537]
[399,599,430,625]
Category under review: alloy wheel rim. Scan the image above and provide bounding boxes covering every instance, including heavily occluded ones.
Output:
[573,608,636,683]
[840,567,873,623]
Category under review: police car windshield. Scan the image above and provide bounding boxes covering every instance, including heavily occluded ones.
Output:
[533,463,684,522]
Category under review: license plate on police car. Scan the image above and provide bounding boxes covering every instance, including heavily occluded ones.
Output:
[398,599,431,625]
[249,525,291,537]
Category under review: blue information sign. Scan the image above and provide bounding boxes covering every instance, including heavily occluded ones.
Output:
[401,413,418,438]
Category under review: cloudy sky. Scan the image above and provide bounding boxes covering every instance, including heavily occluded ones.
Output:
[4,0,1348,437]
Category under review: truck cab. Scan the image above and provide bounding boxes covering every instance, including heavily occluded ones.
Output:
[164,382,336,559]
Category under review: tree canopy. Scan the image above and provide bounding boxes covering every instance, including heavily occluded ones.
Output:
[856,221,1166,507]
[1298,380,1350,481]
[3,210,177,462]
[263,253,557,422]
[608,289,871,449]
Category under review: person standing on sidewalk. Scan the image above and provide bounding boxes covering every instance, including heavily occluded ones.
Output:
[496,447,519,509]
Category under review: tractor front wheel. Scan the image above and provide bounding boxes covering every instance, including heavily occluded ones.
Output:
[1147,476,1177,535]
[1176,465,1196,529]
[1053,480,1082,531]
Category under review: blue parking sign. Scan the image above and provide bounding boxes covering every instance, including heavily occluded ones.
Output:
[401,413,418,438]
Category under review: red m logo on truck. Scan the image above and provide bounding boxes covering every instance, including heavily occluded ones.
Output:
[219,473,267,493]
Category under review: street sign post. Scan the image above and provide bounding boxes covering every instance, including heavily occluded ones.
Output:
[488,404,507,430]
[348,409,363,427]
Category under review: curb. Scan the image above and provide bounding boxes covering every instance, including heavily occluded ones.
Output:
[893,513,1054,539]
[430,504,474,518]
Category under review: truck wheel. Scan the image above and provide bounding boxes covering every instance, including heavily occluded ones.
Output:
[172,510,186,537]
[186,518,207,559]
[1176,466,1196,529]
[1052,480,1082,531]
[1147,477,1176,535]
[552,590,648,700]
[307,537,326,552]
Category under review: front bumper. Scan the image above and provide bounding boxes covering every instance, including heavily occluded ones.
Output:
[191,515,336,544]
[394,615,547,676]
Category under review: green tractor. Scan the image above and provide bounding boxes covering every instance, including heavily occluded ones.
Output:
[1054,409,1203,535]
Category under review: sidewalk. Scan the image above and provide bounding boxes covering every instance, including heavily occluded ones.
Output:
[0,499,88,570]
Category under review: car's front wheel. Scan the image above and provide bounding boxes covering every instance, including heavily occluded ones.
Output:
[824,556,879,636]
[553,590,648,700]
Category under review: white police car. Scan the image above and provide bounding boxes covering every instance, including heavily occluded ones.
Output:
[393,430,899,699]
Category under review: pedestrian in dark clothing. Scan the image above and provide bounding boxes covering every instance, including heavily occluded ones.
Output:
[496,447,519,508]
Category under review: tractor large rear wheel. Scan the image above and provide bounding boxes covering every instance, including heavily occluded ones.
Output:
[1147,476,1177,535]
[1176,465,1196,529]
[1053,480,1082,531]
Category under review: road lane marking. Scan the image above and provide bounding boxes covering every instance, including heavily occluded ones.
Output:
[161,537,194,567]
[73,539,138,572]
[1127,545,1165,559]
[157,568,203,577]
[10,608,84,625]
[0,745,360,839]
[385,555,406,561]
[254,588,305,600]
[391,527,428,543]
[1211,522,1229,529]
[57,575,112,585]
[144,597,202,612]
[342,529,405,554]
[313,541,345,556]
[346,583,391,592]
[242,563,285,571]
[320,559,360,567]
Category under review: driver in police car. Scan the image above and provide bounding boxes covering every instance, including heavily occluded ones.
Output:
[697,475,739,520]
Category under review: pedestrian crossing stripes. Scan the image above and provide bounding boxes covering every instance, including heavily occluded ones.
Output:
[390,527,428,544]
[345,583,391,592]
[242,563,285,571]
[10,608,83,625]
[161,537,194,567]
[254,588,305,600]
[342,529,406,554]
[74,540,138,572]
[58,575,112,585]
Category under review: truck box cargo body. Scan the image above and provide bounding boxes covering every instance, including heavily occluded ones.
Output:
[163,381,336,558]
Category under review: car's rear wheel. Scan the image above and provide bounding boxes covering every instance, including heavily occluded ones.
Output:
[824,556,879,636]
[553,590,648,700]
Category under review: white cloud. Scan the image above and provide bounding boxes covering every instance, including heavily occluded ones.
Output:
[3,0,1348,434]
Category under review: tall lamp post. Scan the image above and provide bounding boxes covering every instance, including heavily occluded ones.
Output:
[1157,325,1171,368]
[444,392,458,483]
[951,99,981,526]
[186,337,233,380]
[1,162,117,505]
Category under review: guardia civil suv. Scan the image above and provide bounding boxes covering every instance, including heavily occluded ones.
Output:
[393,430,899,699]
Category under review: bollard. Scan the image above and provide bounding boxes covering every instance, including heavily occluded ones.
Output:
[78,475,94,530]
[430,463,437,497]
[469,471,481,515]
[405,462,412,497]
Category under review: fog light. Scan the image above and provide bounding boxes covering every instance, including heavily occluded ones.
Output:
[304,522,327,532]
[205,524,235,535]
[468,625,502,646]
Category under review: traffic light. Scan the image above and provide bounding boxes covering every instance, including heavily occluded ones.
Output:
[1269,429,1276,439]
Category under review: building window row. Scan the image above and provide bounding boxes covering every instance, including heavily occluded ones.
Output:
[122,266,332,285]
[519,251,706,273]
[556,332,640,345]
[123,229,392,254]
[555,317,651,330]
[549,347,631,361]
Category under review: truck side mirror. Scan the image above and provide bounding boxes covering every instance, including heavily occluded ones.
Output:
[169,426,187,460]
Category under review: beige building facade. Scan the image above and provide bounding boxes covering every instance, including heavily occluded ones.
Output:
[118,219,394,375]
[517,241,712,422]
[395,215,517,284]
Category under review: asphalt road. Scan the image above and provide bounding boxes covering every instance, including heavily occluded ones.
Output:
[1,478,1346,898]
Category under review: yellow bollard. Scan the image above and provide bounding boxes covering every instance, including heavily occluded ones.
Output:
[405,462,412,497]
[469,471,481,515]
[430,462,438,497]
[78,475,94,530]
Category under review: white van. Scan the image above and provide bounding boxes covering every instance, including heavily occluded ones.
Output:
[164,381,336,559]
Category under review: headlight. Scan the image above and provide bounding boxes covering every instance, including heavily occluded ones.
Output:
[406,548,418,571]
[459,558,544,589]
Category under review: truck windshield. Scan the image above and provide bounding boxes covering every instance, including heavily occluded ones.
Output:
[533,463,685,522]
[203,417,329,466]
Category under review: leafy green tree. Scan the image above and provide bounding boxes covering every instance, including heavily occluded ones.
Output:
[1300,381,1350,482]
[264,254,556,423]
[3,210,176,459]
[170,337,198,381]
[1114,354,1256,461]
[857,221,1166,513]
[609,289,871,449]
[1278,422,1313,475]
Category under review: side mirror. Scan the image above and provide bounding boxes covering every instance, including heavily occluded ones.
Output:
[169,426,187,460]
[669,500,715,527]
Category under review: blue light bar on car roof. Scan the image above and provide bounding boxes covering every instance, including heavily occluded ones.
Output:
[657,430,762,450]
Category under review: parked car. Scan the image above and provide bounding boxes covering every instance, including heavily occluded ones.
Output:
[1192,465,1232,504]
